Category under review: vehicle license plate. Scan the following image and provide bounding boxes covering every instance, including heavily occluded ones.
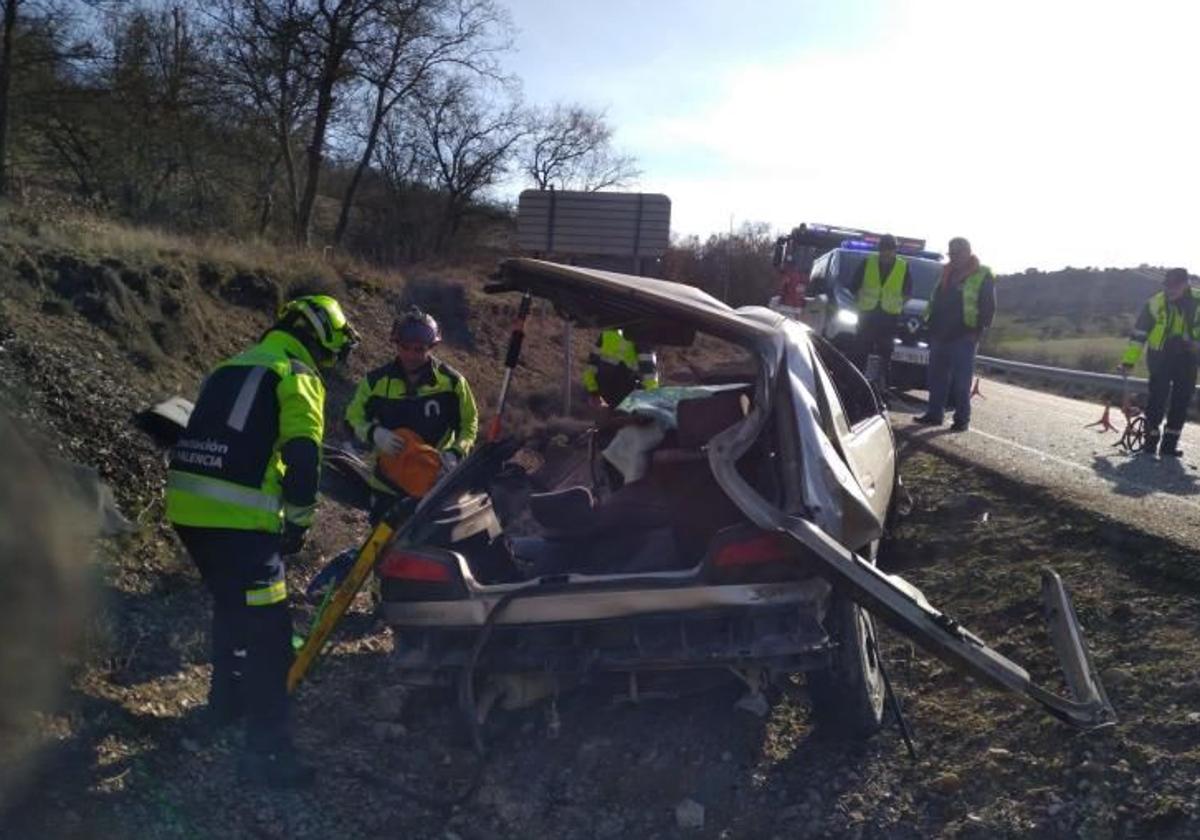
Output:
[892,345,929,365]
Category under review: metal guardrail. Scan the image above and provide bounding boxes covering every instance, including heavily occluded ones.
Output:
[763,297,1176,396]
[976,355,1200,396]
[975,355,1148,391]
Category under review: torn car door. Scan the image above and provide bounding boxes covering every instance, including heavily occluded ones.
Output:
[710,318,1115,730]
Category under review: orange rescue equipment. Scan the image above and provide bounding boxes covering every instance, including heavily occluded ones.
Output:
[377,428,441,497]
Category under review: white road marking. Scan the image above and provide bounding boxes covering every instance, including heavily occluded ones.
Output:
[962,425,1200,513]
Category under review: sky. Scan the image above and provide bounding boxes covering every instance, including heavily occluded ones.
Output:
[500,0,1200,273]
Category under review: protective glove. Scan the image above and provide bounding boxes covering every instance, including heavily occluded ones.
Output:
[280,522,308,556]
[440,450,460,472]
[372,425,403,456]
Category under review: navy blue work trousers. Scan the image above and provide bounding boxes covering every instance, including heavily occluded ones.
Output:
[174,525,292,752]
[926,334,978,425]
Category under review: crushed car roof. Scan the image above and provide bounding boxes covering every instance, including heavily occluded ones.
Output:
[492,258,782,348]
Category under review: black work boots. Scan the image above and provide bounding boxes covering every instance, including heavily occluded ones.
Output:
[1142,429,1184,458]
[1141,429,1160,455]
[1160,431,1183,458]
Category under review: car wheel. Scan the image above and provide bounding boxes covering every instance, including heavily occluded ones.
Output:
[807,541,886,738]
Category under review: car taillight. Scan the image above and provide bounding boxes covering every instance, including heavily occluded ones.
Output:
[376,546,467,603]
[713,532,794,568]
[378,549,453,581]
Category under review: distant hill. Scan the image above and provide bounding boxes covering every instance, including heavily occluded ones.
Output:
[982,266,1195,374]
[995,266,1176,323]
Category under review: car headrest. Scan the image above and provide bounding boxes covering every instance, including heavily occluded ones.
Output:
[675,389,750,449]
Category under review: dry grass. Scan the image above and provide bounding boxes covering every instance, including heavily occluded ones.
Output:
[0,200,408,294]
[985,335,1147,377]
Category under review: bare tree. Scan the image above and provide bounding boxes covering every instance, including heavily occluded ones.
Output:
[375,103,427,187]
[0,0,101,196]
[98,6,218,218]
[293,0,384,246]
[522,102,639,192]
[213,0,319,234]
[0,0,18,195]
[331,0,510,246]
[365,107,437,260]
[413,75,523,251]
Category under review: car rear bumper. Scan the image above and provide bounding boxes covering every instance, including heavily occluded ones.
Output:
[381,579,830,626]
[382,579,833,675]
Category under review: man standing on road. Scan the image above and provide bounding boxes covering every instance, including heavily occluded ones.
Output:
[914,237,996,432]
[845,234,913,390]
[1120,268,1199,457]
[345,307,478,522]
[167,294,359,788]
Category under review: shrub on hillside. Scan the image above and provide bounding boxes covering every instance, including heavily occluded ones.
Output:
[399,277,474,350]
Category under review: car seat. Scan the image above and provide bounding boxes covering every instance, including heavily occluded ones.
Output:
[646,388,753,557]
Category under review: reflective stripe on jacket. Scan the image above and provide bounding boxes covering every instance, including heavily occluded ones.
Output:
[1122,289,1200,366]
[166,331,324,532]
[582,329,659,393]
[857,255,907,315]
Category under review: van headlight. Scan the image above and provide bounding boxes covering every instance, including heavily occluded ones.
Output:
[836,309,859,327]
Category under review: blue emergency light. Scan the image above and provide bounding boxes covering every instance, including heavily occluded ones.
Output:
[840,238,938,259]
[841,239,878,252]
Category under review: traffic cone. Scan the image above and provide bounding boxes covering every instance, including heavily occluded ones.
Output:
[1085,402,1118,433]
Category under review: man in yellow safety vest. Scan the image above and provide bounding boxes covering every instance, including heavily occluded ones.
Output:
[583,328,660,408]
[167,295,359,787]
[1120,268,1199,456]
[845,234,913,388]
[914,237,996,432]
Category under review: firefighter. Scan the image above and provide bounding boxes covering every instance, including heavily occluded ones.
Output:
[345,307,478,522]
[166,294,359,788]
[583,328,660,408]
[845,234,913,389]
[914,237,996,432]
[1120,268,1199,456]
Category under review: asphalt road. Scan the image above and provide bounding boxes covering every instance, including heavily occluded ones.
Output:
[891,376,1200,549]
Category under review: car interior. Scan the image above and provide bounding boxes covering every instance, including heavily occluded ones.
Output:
[510,381,766,578]
[390,317,790,587]
[383,273,884,591]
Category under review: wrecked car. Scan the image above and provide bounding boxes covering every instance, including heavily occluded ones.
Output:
[372,259,1116,737]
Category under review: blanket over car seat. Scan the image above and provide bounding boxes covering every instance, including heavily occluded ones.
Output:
[601,384,750,483]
